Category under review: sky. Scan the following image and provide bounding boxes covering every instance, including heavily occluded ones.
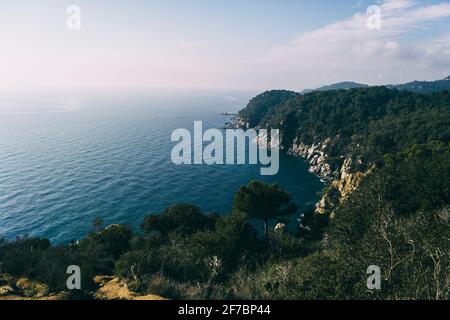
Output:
[0,0,449,93]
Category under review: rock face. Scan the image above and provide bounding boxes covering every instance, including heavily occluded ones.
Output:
[333,158,367,200]
[0,286,15,296]
[315,187,341,215]
[232,115,368,217]
[0,273,69,300]
[16,277,50,298]
[224,116,249,129]
[315,158,370,215]
[289,140,369,216]
[289,139,333,181]
[274,223,286,232]
[94,276,166,300]
[0,273,166,300]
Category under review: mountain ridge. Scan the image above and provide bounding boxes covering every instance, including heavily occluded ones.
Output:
[301,75,450,94]
[301,82,368,94]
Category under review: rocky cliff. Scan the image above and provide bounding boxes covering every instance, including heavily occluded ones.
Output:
[288,139,334,181]
[229,112,366,216]
[288,139,370,216]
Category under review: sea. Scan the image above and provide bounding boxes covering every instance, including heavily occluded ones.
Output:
[0,91,323,243]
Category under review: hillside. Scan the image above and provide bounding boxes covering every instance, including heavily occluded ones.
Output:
[299,76,450,95]
[240,87,450,170]
[389,76,450,93]
[238,86,450,213]
[301,82,368,94]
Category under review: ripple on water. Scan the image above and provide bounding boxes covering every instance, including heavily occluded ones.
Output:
[0,96,324,243]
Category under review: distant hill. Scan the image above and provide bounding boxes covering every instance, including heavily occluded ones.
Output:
[301,82,368,94]
[388,76,450,93]
[301,76,450,95]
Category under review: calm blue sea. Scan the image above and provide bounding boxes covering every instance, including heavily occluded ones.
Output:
[0,92,323,243]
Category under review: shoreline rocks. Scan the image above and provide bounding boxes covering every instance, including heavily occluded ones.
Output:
[230,116,368,216]
[223,115,249,129]
[288,139,334,181]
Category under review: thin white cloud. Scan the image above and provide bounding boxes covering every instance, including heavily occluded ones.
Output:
[244,0,450,90]
[410,2,450,20]
[382,0,416,12]
[382,1,450,29]
[1,0,448,91]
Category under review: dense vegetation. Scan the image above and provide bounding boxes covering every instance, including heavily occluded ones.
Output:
[390,76,450,93]
[238,90,298,127]
[1,86,449,300]
[300,76,450,95]
[241,87,450,171]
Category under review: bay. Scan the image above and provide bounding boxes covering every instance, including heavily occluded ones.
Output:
[0,91,323,243]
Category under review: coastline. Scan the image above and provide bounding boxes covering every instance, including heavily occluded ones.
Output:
[231,115,368,216]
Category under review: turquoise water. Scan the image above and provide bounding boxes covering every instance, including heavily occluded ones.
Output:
[0,92,323,243]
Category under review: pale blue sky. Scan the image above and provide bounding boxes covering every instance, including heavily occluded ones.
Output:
[1,0,449,92]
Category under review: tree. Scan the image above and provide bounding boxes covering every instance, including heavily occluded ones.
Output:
[233,181,298,238]
[190,210,262,278]
[79,224,133,274]
[141,204,218,237]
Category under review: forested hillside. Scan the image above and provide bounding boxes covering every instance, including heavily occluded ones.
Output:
[240,87,450,172]
[299,76,450,95]
[390,76,450,93]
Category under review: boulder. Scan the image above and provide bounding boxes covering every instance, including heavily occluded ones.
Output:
[0,286,15,296]
[94,276,166,300]
[274,223,286,232]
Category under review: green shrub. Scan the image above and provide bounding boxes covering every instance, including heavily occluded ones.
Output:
[79,224,133,274]
[141,204,218,236]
